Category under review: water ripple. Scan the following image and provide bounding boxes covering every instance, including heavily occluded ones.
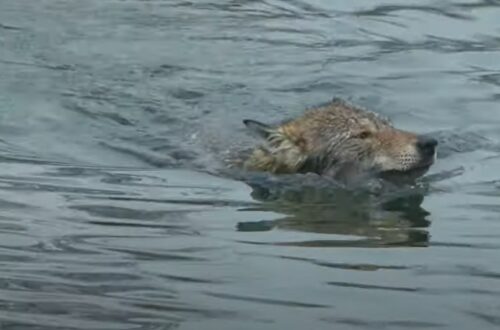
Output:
[1,0,500,329]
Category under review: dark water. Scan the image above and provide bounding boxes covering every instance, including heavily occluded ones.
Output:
[1,0,500,329]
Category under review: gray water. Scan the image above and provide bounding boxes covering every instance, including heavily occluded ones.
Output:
[1,0,500,329]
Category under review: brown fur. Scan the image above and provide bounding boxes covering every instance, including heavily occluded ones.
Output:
[231,98,437,183]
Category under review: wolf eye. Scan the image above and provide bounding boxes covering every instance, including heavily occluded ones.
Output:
[358,131,371,139]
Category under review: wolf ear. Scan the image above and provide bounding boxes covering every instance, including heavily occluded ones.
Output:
[243,119,272,139]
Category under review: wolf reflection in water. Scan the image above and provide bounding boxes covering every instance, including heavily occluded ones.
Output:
[236,173,431,248]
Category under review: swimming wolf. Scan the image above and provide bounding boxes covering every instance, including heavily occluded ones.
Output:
[233,98,437,184]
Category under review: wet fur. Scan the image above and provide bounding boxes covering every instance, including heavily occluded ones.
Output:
[230,98,435,183]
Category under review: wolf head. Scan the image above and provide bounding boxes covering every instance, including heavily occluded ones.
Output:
[241,98,437,183]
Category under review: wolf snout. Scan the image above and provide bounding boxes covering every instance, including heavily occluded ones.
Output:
[416,135,438,157]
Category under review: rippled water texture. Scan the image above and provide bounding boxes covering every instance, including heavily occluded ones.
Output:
[1,1,500,329]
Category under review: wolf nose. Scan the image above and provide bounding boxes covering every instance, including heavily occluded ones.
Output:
[416,136,438,156]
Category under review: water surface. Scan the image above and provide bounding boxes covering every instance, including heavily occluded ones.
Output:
[1,0,500,329]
